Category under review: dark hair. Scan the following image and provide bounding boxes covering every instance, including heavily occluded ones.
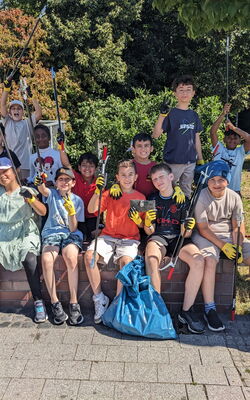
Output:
[172,75,196,91]
[78,152,99,167]
[132,132,153,147]
[116,159,137,174]
[34,124,51,140]
[224,129,240,138]
[150,162,172,176]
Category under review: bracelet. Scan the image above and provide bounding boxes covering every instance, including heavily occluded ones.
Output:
[27,196,36,204]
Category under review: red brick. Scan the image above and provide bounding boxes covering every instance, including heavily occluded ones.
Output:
[13,281,30,291]
[0,281,13,290]
[161,282,172,292]
[0,290,32,301]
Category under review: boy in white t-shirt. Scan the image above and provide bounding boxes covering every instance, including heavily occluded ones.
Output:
[29,124,63,186]
[0,78,42,180]
[210,103,250,194]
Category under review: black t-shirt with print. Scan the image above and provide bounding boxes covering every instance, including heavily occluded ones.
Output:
[148,191,189,237]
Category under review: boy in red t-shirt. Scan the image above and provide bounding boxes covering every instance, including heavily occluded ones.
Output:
[71,152,99,241]
[84,159,155,324]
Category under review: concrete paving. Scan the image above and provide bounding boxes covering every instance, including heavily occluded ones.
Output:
[0,307,249,400]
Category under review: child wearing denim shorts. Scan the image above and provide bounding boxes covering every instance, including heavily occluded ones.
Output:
[36,167,85,325]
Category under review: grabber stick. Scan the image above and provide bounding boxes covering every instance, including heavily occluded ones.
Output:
[0,123,22,186]
[51,67,64,150]
[160,165,211,279]
[90,147,109,268]
[225,35,230,128]
[231,213,243,321]
[6,6,46,82]
[19,77,46,183]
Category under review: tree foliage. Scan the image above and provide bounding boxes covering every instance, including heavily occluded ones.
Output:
[152,0,250,38]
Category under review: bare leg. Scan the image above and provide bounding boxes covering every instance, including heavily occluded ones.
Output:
[41,246,60,304]
[201,256,217,304]
[179,244,204,310]
[145,241,165,293]
[62,244,79,304]
[116,256,133,296]
[84,250,101,295]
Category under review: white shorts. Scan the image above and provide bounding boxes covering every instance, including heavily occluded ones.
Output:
[192,232,250,262]
[87,235,139,264]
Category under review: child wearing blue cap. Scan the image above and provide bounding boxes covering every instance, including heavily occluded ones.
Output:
[192,160,250,331]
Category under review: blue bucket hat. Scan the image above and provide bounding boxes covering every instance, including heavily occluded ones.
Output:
[195,160,231,186]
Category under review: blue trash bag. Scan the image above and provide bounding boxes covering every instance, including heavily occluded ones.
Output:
[102,256,177,340]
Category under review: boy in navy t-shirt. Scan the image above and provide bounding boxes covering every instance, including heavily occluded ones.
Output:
[153,75,204,198]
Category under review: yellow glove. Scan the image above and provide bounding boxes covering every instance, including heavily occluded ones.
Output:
[172,185,185,204]
[221,243,237,260]
[63,194,76,216]
[109,183,122,199]
[184,217,195,230]
[145,209,157,227]
[128,207,142,226]
[196,159,205,165]
[95,175,105,195]
[237,245,243,264]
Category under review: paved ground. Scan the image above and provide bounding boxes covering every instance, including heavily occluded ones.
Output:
[0,307,249,400]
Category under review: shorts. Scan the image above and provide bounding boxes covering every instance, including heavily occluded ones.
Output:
[42,232,83,252]
[147,234,193,257]
[87,235,139,264]
[192,232,250,262]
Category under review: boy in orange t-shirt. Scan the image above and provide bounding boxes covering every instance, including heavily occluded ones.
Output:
[84,159,155,324]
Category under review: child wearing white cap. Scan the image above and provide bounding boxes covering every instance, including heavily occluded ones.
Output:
[0,78,42,180]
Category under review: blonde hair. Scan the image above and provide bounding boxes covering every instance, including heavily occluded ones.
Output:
[116,159,136,174]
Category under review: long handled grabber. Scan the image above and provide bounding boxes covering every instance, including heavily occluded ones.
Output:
[160,165,211,279]
[19,77,46,183]
[225,35,230,127]
[5,6,47,82]
[51,67,65,150]
[231,213,243,321]
[90,147,109,268]
[0,123,22,186]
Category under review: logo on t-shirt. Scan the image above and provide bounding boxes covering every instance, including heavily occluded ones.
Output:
[179,120,195,134]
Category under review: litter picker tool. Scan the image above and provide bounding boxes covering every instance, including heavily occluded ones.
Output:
[0,123,22,186]
[90,146,109,268]
[225,35,230,127]
[19,77,46,183]
[51,67,65,150]
[160,165,211,279]
[5,5,47,82]
[231,213,243,321]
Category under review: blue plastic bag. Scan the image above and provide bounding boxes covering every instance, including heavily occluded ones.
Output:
[102,256,177,339]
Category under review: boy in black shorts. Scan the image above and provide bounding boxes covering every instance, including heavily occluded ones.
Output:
[145,163,205,334]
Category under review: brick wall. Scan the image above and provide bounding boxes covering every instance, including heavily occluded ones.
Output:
[0,256,234,313]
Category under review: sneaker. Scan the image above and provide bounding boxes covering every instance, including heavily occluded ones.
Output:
[51,301,68,325]
[34,300,48,323]
[93,294,109,324]
[68,303,84,325]
[178,308,206,334]
[204,309,225,332]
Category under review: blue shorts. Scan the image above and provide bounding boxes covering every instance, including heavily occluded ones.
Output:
[42,232,83,252]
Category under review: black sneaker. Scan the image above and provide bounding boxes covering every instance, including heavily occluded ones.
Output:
[51,301,68,325]
[204,309,225,332]
[68,303,84,326]
[178,308,206,334]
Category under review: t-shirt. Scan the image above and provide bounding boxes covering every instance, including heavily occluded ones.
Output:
[72,170,96,218]
[162,107,203,164]
[42,188,85,239]
[100,189,146,240]
[1,114,36,170]
[0,148,21,169]
[194,187,243,234]
[212,141,250,192]
[133,160,157,198]
[29,147,62,184]
[149,191,189,237]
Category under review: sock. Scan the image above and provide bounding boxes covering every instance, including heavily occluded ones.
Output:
[205,302,216,314]
[93,292,104,301]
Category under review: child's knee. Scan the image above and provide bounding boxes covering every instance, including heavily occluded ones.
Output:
[84,250,94,267]
[205,256,217,272]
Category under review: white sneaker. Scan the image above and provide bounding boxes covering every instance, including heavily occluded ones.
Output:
[93,294,109,324]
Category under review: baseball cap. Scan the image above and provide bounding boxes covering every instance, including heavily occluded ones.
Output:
[9,100,24,109]
[0,157,12,170]
[55,167,75,180]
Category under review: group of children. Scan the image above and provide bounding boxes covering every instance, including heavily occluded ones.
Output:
[1,74,250,335]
